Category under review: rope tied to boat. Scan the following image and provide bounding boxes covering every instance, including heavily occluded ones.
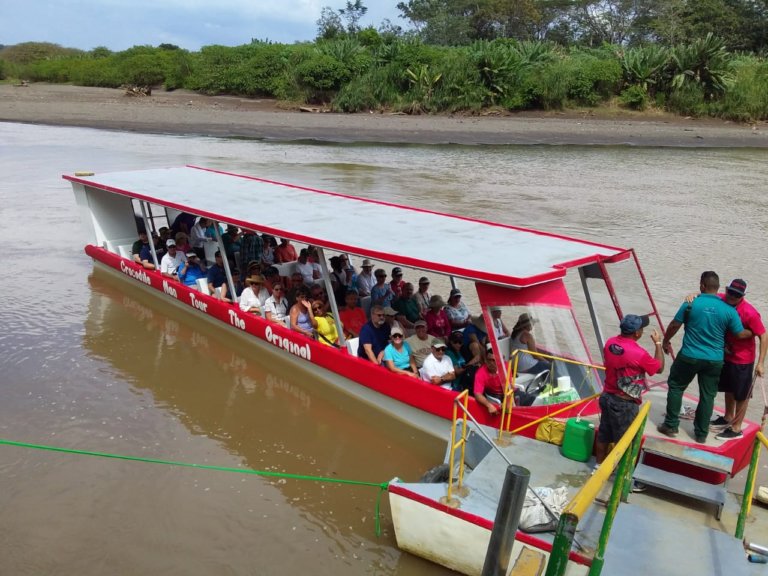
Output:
[0,438,389,536]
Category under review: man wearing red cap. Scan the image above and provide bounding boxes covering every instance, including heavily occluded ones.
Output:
[711,279,768,440]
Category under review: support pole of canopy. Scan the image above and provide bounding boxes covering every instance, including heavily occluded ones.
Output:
[139,201,159,269]
[449,276,458,291]
[212,222,238,304]
[316,247,346,348]
[579,266,605,361]
[480,465,530,576]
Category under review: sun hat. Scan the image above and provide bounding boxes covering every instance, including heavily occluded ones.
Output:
[361,259,373,268]
[429,295,446,308]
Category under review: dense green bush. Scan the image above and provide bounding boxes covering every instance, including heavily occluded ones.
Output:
[620,85,649,110]
[295,53,350,102]
[566,52,622,105]
[709,57,768,121]
[2,36,766,119]
[667,82,707,116]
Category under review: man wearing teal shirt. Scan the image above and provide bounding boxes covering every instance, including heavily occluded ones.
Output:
[658,271,751,442]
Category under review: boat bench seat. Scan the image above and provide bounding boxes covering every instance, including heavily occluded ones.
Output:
[346,337,359,357]
[117,244,133,259]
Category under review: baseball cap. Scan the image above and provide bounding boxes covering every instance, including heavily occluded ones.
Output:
[431,339,447,349]
[391,327,404,337]
[726,279,747,297]
[392,267,403,276]
[620,314,650,335]
[383,306,397,316]
[418,276,430,284]
[414,320,427,328]
[186,251,197,258]
[166,239,176,247]
[449,288,462,298]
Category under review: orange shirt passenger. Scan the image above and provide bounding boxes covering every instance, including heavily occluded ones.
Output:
[275,238,298,263]
[339,290,367,338]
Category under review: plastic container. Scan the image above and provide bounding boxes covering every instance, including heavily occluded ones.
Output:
[561,418,595,462]
[557,376,572,391]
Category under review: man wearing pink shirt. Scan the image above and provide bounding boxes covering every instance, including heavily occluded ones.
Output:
[595,314,664,467]
[711,279,768,441]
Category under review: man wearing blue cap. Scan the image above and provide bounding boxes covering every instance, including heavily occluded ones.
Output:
[658,271,752,443]
[595,314,664,468]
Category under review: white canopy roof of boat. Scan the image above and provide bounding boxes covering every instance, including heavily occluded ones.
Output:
[65,165,626,287]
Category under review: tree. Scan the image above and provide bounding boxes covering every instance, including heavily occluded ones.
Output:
[339,0,368,34]
[317,6,346,39]
[317,1,370,39]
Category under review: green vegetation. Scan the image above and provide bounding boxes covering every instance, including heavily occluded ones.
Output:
[2,0,767,121]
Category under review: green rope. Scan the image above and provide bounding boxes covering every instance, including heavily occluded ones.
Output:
[0,438,390,536]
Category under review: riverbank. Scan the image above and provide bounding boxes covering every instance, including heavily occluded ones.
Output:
[1,83,767,146]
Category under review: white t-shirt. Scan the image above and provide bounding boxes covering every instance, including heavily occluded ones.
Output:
[420,354,455,380]
[264,296,289,321]
[160,251,185,276]
[190,222,209,249]
[296,261,318,285]
[239,287,262,313]
[356,272,375,296]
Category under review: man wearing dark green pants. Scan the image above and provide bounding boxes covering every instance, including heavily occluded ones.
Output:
[658,271,751,443]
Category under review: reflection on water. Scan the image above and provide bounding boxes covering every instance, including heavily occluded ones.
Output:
[1,121,767,574]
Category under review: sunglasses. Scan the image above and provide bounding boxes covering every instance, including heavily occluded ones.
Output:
[392,334,404,339]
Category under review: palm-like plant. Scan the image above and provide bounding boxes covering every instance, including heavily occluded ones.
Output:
[621,45,670,95]
[671,33,735,99]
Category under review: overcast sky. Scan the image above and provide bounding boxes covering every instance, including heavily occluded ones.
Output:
[0,0,405,51]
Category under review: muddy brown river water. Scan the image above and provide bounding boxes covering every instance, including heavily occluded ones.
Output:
[0,122,766,574]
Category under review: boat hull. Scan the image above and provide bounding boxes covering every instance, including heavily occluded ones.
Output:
[389,483,589,576]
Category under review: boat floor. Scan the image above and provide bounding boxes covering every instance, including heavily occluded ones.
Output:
[397,430,764,573]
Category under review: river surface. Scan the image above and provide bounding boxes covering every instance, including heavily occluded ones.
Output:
[0,122,766,575]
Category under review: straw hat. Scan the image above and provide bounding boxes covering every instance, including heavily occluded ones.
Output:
[470,315,487,332]
[429,295,446,308]
[245,275,265,286]
[513,313,535,331]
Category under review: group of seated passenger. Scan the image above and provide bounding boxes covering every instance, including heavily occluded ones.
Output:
[128,221,548,398]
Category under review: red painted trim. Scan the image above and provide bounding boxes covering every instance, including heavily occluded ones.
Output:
[388,483,590,566]
[64,166,627,287]
[84,246,599,432]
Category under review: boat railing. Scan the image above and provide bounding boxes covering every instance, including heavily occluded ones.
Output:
[544,401,650,576]
[444,390,471,506]
[445,389,531,507]
[736,430,768,539]
[499,349,605,440]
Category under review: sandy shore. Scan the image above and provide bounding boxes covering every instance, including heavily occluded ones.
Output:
[1,83,767,147]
